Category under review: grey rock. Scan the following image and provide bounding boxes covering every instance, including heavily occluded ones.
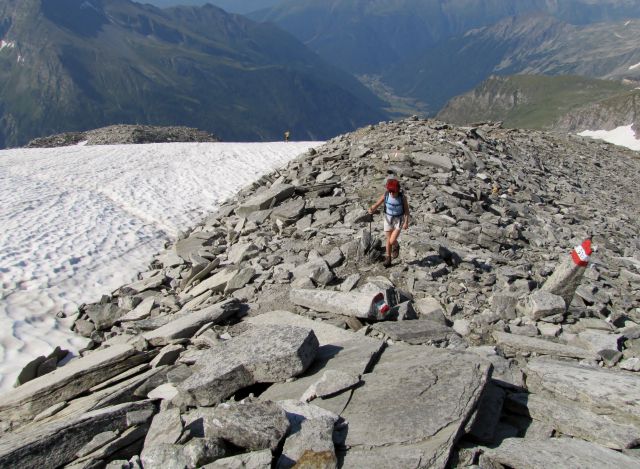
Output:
[126,407,156,427]
[0,344,148,425]
[339,273,361,292]
[341,345,490,469]
[140,443,188,469]
[493,331,596,359]
[372,320,458,345]
[520,291,566,321]
[225,267,256,293]
[278,418,336,469]
[150,344,184,368]
[575,329,621,353]
[183,267,239,298]
[392,301,418,320]
[411,152,453,171]
[182,438,227,468]
[541,252,590,309]
[526,357,640,423]
[122,273,166,294]
[14,355,47,387]
[71,425,149,466]
[76,430,119,457]
[201,401,289,451]
[467,382,505,443]
[85,303,128,331]
[312,196,346,210]
[490,292,519,320]
[143,298,240,346]
[276,400,339,468]
[119,296,155,322]
[148,383,179,401]
[236,184,295,216]
[182,258,221,290]
[272,198,306,225]
[202,449,272,468]
[228,243,260,264]
[175,234,213,262]
[0,401,155,468]
[323,247,344,268]
[250,311,384,415]
[508,323,539,337]
[621,357,640,371]
[538,322,561,337]
[292,260,335,286]
[143,408,183,448]
[302,369,361,401]
[290,288,390,320]
[177,325,319,406]
[453,318,471,337]
[480,437,640,469]
[506,393,640,450]
[73,319,96,337]
[413,296,446,321]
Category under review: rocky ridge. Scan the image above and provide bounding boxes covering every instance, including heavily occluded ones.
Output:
[1,118,640,468]
[25,125,220,148]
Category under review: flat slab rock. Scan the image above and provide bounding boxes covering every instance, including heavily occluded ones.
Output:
[0,344,148,425]
[143,298,240,346]
[372,320,459,345]
[248,311,384,415]
[340,344,491,469]
[480,437,640,469]
[199,400,289,451]
[290,288,388,320]
[507,393,640,450]
[177,324,319,406]
[236,184,295,217]
[492,331,596,359]
[526,357,640,424]
[202,449,271,468]
[0,401,155,468]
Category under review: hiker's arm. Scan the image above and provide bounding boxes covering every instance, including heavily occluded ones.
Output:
[368,194,385,214]
[402,195,410,229]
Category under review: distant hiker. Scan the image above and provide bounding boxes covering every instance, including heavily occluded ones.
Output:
[284,130,290,142]
[368,177,409,267]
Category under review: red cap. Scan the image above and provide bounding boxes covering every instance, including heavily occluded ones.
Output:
[386,179,399,192]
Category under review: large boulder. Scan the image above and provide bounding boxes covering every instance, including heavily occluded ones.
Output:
[0,344,151,425]
[177,325,319,406]
[340,345,491,468]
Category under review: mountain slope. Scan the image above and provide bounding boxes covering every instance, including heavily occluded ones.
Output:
[143,0,280,14]
[436,75,637,131]
[0,0,388,148]
[387,15,640,112]
[251,0,640,76]
[555,89,640,135]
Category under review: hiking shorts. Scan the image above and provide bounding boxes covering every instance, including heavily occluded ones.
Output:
[384,214,403,232]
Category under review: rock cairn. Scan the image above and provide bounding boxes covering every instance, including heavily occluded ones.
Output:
[1,117,640,468]
[26,125,219,148]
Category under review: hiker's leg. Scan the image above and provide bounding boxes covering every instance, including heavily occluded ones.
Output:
[385,230,393,258]
[389,228,401,253]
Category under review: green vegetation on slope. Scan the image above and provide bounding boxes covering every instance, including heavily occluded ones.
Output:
[436,75,636,130]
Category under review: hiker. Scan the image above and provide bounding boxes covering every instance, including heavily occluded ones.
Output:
[368,177,409,267]
[284,130,290,142]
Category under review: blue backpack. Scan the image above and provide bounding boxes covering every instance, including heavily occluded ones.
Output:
[384,191,404,216]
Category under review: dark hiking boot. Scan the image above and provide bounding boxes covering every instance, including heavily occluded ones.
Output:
[392,242,400,259]
[383,256,392,268]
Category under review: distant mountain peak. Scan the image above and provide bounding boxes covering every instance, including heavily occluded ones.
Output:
[0,0,388,148]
